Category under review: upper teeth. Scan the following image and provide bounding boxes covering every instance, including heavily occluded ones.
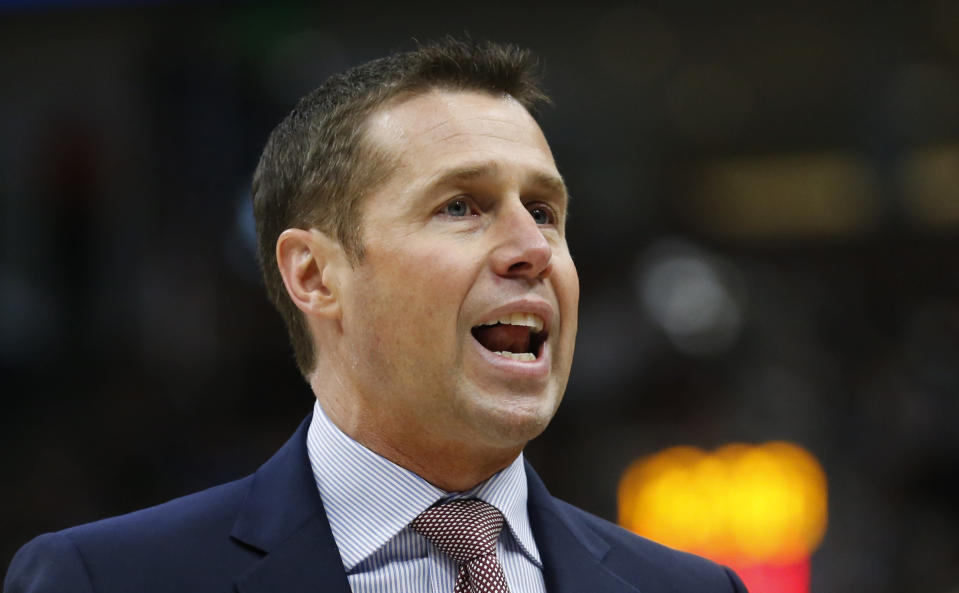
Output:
[478,312,544,333]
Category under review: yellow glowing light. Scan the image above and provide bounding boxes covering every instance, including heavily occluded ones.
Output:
[618,442,827,564]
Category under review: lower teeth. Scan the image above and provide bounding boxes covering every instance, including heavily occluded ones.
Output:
[494,351,536,361]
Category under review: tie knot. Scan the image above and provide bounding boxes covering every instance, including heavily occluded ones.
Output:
[410,499,505,565]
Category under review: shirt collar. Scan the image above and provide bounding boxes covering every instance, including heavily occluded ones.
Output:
[306,399,541,570]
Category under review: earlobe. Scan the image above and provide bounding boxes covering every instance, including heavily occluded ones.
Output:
[276,228,345,319]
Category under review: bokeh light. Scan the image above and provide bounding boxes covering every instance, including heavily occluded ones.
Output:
[619,442,828,591]
[636,239,744,357]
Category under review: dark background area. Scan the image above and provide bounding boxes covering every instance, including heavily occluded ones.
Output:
[2,1,958,591]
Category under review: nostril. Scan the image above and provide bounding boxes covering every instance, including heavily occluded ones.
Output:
[505,260,552,278]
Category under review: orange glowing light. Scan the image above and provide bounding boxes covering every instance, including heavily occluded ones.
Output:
[618,441,827,564]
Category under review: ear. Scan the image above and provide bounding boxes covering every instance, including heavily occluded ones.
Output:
[275,228,348,320]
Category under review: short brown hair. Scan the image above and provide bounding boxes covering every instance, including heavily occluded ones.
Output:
[252,38,550,377]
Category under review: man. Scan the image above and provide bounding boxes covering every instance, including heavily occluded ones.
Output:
[5,39,747,593]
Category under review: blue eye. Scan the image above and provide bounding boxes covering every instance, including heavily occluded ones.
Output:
[529,205,554,225]
[442,199,473,217]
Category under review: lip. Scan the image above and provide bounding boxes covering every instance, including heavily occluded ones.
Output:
[468,298,555,380]
[472,299,555,334]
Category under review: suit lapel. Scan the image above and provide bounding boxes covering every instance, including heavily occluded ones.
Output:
[231,415,352,593]
[526,463,642,593]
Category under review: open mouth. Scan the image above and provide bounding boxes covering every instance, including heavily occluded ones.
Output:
[470,313,548,362]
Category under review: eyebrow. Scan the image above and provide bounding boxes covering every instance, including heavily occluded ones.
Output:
[424,161,570,205]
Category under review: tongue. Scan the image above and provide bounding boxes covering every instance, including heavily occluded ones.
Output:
[472,324,531,354]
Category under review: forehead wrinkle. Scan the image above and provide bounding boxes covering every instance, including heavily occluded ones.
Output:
[429,130,542,148]
[464,114,531,127]
[413,113,533,142]
[412,115,459,138]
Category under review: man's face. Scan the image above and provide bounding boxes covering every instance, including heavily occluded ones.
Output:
[332,89,578,458]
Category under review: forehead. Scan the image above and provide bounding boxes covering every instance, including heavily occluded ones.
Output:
[362,89,561,187]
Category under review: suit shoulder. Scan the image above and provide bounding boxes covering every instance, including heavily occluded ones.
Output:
[5,476,259,593]
[551,499,747,592]
[62,475,254,546]
[5,531,94,593]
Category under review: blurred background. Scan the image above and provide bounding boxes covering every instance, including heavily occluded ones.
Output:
[2,1,958,591]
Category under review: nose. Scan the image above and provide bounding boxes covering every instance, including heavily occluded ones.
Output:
[490,202,553,280]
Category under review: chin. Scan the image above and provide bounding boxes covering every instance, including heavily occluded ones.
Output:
[466,391,562,450]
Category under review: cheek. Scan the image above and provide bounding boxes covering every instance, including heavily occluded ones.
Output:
[555,257,580,315]
[363,246,471,345]
[395,242,476,294]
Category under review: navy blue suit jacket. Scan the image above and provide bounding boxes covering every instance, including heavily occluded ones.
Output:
[5,417,747,593]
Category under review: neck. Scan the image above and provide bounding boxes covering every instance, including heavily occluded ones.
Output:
[309,378,523,492]
[352,427,522,492]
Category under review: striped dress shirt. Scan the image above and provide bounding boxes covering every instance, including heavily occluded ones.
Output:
[306,399,548,593]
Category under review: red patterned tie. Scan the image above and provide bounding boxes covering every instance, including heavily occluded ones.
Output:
[410,498,512,593]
